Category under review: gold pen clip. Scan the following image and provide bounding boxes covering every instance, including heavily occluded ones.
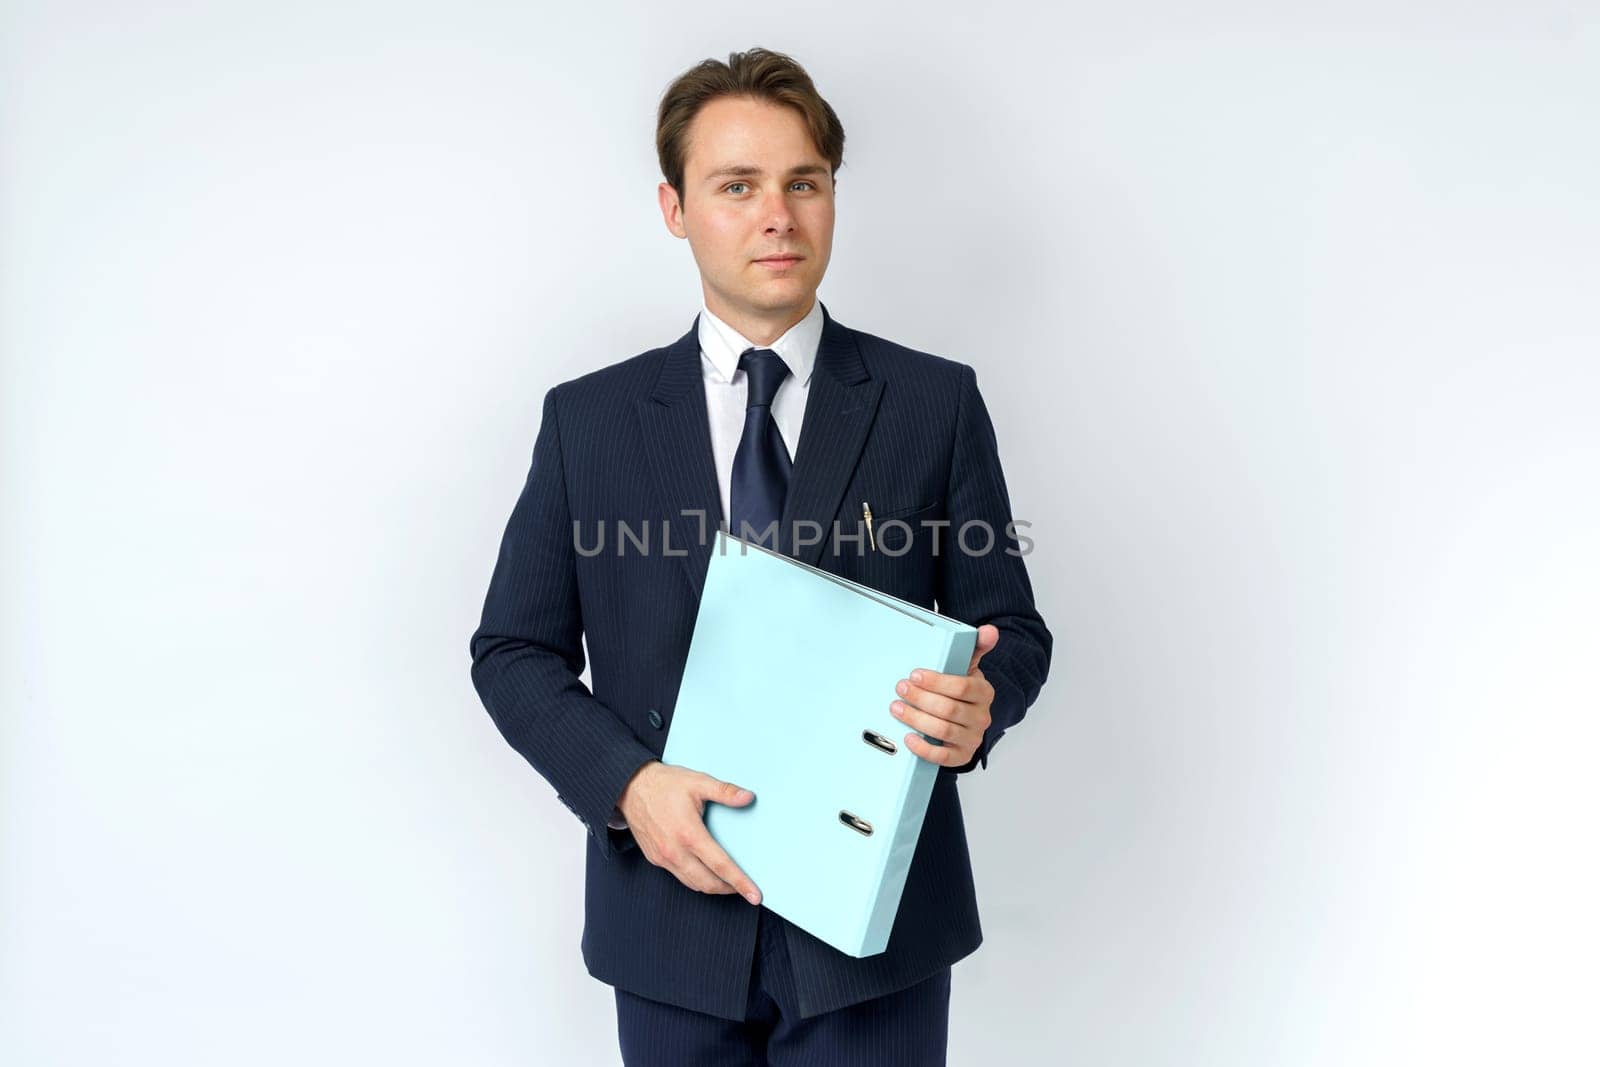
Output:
[862,500,875,551]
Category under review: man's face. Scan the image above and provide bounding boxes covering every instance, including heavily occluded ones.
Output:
[659,95,835,326]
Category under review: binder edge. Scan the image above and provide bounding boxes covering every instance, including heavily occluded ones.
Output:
[854,622,980,955]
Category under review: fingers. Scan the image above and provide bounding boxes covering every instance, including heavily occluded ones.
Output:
[890,697,971,744]
[691,831,762,906]
[893,681,964,724]
[689,776,761,903]
[892,671,991,751]
[699,776,756,809]
[895,673,990,720]
[644,821,752,898]
[672,850,742,896]
[640,772,761,904]
[902,667,986,700]
[903,731,967,766]
[655,825,761,904]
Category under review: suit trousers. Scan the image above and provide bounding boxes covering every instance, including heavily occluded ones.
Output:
[613,904,952,1066]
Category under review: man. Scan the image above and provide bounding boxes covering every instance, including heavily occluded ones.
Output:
[470,47,1052,1065]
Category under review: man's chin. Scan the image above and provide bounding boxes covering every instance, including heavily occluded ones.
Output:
[706,280,817,321]
[745,282,816,311]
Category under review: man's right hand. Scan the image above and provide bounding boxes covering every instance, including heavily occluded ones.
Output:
[616,760,762,906]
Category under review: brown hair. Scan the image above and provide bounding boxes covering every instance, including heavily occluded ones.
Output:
[656,47,846,201]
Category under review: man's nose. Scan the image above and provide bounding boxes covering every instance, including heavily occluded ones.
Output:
[761,189,796,231]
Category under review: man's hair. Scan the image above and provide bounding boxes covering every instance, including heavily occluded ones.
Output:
[656,47,846,201]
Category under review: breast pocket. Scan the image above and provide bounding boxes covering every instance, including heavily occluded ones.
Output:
[844,498,943,606]
[872,499,940,554]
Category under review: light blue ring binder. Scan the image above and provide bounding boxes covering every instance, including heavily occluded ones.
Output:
[662,529,978,957]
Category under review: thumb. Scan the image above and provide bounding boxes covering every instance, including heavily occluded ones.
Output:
[704,775,756,806]
[968,624,1000,674]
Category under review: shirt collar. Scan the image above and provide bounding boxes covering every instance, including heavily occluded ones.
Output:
[698,297,823,387]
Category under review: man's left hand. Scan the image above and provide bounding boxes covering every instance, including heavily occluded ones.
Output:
[892,624,999,767]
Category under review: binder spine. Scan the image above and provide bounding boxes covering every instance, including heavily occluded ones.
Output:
[856,625,978,954]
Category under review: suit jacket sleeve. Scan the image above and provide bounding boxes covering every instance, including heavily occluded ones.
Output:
[937,364,1054,773]
[469,385,659,859]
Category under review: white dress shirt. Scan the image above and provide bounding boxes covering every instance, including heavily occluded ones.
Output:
[696,296,823,527]
[607,297,824,832]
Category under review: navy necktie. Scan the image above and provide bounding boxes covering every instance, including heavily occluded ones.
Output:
[729,347,792,547]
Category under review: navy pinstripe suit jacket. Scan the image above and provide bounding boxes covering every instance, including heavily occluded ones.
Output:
[469,301,1052,1021]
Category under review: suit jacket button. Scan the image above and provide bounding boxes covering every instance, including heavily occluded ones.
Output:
[648,709,663,730]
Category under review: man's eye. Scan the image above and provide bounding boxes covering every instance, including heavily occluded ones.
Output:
[724,180,815,194]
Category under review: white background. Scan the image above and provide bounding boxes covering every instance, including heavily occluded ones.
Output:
[3,3,1596,1064]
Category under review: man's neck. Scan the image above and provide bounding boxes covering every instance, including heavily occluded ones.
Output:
[704,293,815,347]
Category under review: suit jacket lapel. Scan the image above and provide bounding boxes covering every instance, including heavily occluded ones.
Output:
[779,303,884,566]
[634,301,884,598]
[635,316,723,599]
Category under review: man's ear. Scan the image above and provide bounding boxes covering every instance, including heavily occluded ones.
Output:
[658,181,687,238]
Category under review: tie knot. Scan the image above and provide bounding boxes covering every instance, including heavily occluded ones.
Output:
[738,348,790,409]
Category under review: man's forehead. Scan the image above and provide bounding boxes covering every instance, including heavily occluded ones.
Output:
[684,100,828,183]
